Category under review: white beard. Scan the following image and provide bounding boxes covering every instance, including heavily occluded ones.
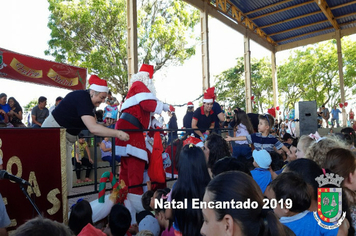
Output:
[129,71,156,97]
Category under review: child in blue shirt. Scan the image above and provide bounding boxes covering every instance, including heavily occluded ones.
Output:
[250,149,272,194]
[266,172,339,236]
[226,114,291,155]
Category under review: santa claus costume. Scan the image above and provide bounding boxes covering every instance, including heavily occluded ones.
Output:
[115,64,169,195]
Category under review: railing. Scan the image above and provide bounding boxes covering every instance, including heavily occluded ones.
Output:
[68,127,231,199]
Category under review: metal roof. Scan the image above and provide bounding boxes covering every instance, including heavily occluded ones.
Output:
[184,0,356,51]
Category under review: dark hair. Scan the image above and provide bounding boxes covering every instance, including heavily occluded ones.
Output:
[270,172,311,213]
[269,151,285,171]
[259,114,274,128]
[186,107,194,112]
[141,190,154,211]
[14,217,73,236]
[154,188,170,213]
[108,90,112,95]
[95,110,104,122]
[172,145,211,236]
[212,156,251,177]
[284,159,322,201]
[56,96,63,102]
[205,133,230,169]
[38,96,47,104]
[291,138,298,148]
[234,109,254,134]
[109,204,132,236]
[206,171,287,236]
[0,93,7,99]
[68,199,93,235]
[8,97,22,112]
[341,127,356,146]
[322,148,356,185]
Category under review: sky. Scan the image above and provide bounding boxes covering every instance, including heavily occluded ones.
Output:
[0,0,301,127]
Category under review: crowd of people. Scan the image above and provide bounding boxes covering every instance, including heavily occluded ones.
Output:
[2,67,356,236]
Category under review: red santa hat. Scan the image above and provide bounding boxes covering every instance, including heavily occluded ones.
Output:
[203,87,215,103]
[169,105,175,113]
[187,101,194,107]
[183,136,204,148]
[139,64,154,79]
[89,75,109,93]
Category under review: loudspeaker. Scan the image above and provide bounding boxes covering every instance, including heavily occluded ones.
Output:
[295,101,318,137]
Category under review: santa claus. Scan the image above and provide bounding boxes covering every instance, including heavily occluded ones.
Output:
[115,64,169,195]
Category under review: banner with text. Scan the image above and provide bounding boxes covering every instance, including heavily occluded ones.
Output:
[0,47,86,90]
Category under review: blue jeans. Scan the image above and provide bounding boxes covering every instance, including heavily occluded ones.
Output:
[232,144,252,160]
[331,118,340,127]
[102,155,121,166]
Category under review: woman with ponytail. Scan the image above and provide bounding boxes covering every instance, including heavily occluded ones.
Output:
[201,171,289,236]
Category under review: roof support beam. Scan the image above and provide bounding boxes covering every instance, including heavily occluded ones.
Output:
[314,0,339,29]
[271,50,279,120]
[250,1,314,21]
[245,0,293,15]
[336,30,346,127]
[201,1,210,92]
[183,0,274,51]
[276,26,356,52]
[244,36,253,113]
[268,19,328,37]
[260,11,321,29]
[126,0,138,83]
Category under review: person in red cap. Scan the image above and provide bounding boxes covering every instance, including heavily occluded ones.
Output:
[115,64,170,196]
[191,88,216,141]
[42,74,129,192]
[167,105,178,144]
[183,101,194,132]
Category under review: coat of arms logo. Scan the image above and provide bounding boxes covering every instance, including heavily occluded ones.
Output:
[314,173,346,230]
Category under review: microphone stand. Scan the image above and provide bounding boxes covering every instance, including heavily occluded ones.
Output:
[19,183,42,217]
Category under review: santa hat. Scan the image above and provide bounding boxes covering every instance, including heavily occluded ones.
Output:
[187,101,194,107]
[169,105,175,113]
[203,87,215,103]
[89,75,109,93]
[139,64,154,79]
[183,136,204,148]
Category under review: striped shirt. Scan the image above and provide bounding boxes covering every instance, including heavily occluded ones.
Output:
[246,133,284,152]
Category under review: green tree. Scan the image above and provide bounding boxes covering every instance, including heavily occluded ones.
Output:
[46,0,199,96]
[23,99,37,113]
[278,37,356,110]
[215,57,273,113]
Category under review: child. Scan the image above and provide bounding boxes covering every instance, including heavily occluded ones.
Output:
[267,172,338,236]
[250,149,272,194]
[104,203,132,236]
[72,133,94,183]
[230,109,254,160]
[153,189,174,236]
[296,135,315,159]
[305,135,346,166]
[225,114,291,155]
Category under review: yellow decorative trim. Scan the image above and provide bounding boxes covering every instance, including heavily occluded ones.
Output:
[60,129,68,224]
[47,68,79,87]
[9,58,42,78]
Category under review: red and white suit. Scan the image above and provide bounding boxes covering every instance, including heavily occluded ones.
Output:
[115,80,168,194]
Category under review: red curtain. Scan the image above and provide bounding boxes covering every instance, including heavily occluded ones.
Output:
[0,128,67,232]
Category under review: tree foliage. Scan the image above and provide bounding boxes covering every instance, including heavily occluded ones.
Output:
[278,37,356,110]
[215,37,356,113]
[215,57,273,113]
[46,0,199,96]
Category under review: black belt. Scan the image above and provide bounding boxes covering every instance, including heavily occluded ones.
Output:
[120,112,143,129]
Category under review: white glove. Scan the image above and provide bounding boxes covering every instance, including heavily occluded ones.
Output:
[163,103,170,112]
